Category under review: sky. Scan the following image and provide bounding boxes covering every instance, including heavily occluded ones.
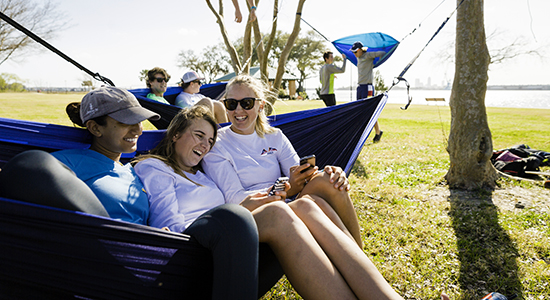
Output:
[2,0,549,90]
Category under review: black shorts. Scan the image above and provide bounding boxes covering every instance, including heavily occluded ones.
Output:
[320,94,336,106]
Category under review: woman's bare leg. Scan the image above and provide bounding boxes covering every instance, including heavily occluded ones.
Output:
[212,100,228,123]
[252,201,357,300]
[289,197,404,300]
[300,171,362,247]
[196,97,228,123]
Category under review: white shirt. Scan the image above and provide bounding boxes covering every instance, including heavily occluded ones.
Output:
[135,158,225,233]
[175,92,206,108]
[202,126,299,204]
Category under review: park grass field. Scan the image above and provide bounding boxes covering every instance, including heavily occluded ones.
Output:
[1,92,549,299]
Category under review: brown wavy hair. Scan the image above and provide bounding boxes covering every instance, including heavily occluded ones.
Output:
[133,105,217,185]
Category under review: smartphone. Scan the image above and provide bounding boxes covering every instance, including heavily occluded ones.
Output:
[299,154,316,173]
[268,177,289,196]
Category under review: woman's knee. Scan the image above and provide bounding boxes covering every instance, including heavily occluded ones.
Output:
[210,204,258,238]
[256,201,297,223]
[0,150,69,198]
[253,201,301,238]
[288,196,322,216]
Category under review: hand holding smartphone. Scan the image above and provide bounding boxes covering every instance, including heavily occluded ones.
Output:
[299,154,316,173]
[268,177,289,196]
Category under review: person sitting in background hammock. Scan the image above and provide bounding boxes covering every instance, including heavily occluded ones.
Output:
[133,105,405,299]
[175,71,228,124]
[0,86,261,300]
[145,67,171,105]
[202,74,364,247]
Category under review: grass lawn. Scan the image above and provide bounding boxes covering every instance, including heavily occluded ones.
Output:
[1,92,549,299]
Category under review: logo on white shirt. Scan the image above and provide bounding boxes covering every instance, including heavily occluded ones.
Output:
[260,147,277,156]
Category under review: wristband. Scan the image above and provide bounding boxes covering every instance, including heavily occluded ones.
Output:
[251,6,256,10]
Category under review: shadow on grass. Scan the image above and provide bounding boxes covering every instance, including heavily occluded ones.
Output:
[350,158,368,179]
[449,189,522,300]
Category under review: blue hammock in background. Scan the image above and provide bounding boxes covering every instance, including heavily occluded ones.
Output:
[0,94,386,297]
[332,32,399,68]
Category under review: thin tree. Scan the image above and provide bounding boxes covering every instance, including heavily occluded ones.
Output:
[205,0,306,96]
[0,0,66,65]
[445,0,499,189]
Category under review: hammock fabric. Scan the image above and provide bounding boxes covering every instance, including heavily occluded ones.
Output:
[0,94,386,297]
[331,32,399,68]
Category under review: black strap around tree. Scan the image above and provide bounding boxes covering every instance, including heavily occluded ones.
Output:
[0,11,115,87]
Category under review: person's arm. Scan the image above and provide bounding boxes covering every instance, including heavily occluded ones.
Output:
[202,149,256,204]
[232,0,243,22]
[135,159,187,233]
[248,0,257,22]
[340,54,347,72]
[326,57,347,74]
[277,131,315,197]
[232,0,256,23]
[366,51,386,58]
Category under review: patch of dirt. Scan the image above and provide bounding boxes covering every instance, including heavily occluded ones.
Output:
[426,185,550,213]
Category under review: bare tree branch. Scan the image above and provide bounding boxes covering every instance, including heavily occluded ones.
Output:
[0,0,68,65]
[205,0,242,73]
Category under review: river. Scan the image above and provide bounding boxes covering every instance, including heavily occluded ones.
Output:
[304,89,550,109]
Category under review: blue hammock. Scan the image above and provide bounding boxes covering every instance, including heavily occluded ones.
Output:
[0,94,386,297]
[332,32,399,68]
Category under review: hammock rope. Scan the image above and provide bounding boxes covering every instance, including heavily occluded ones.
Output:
[388,0,468,110]
[0,11,115,87]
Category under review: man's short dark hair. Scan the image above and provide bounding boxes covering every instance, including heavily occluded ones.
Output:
[323,51,333,62]
[146,67,171,88]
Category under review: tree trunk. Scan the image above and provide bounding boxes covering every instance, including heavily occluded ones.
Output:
[206,0,242,74]
[273,0,305,91]
[445,0,498,189]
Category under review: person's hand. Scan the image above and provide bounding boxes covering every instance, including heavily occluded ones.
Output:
[234,9,243,23]
[161,227,171,232]
[287,164,318,196]
[341,53,346,59]
[249,7,257,22]
[324,165,350,191]
[239,188,287,212]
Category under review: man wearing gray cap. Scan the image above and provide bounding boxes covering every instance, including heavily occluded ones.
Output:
[351,41,386,142]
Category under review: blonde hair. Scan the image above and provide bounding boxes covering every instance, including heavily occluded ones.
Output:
[225,74,276,138]
[133,106,217,185]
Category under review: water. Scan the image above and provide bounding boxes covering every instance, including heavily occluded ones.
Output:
[305,89,550,109]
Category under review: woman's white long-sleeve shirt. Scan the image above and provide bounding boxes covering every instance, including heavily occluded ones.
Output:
[135,158,225,233]
[202,126,299,204]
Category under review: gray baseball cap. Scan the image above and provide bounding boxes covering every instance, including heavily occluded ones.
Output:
[80,86,160,124]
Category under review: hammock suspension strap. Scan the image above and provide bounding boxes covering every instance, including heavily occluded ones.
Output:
[387,0,467,109]
[0,11,115,87]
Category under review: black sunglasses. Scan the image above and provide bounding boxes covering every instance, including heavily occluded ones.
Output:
[223,98,259,111]
[154,77,168,83]
[192,80,203,85]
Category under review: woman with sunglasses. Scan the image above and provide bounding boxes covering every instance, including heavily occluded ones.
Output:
[202,74,364,248]
[175,71,228,123]
[134,105,407,299]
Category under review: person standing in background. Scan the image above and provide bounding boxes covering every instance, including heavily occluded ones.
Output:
[319,51,346,107]
[351,41,386,142]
